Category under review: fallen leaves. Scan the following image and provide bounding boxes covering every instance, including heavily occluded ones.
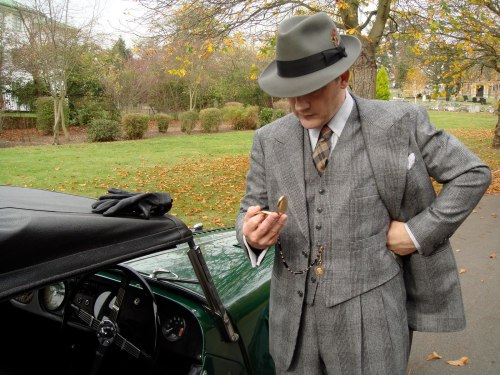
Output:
[490,252,497,259]
[425,352,470,367]
[459,268,467,274]
[90,155,250,228]
[426,351,442,360]
[447,356,470,366]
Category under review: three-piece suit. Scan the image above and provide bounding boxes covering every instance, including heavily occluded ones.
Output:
[236,94,491,373]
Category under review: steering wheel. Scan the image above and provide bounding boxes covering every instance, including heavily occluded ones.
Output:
[62,264,159,375]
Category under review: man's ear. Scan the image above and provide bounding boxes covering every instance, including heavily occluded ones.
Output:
[339,71,350,89]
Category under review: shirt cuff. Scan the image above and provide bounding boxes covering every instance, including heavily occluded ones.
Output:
[243,236,269,267]
[404,223,422,254]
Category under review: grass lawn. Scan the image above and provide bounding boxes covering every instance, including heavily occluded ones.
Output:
[1,111,498,228]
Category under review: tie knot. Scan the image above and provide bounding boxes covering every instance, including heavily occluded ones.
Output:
[319,125,333,141]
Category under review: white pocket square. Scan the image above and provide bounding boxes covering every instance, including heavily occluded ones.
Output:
[407,153,415,170]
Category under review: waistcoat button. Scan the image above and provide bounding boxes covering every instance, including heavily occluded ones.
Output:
[315,224,322,230]
[319,189,325,195]
[297,290,303,297]
[317,207,323,213]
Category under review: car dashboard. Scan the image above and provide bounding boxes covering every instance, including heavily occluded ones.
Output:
[2,271,206,375]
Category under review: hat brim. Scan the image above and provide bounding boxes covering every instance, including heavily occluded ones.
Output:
[258,35,362,98]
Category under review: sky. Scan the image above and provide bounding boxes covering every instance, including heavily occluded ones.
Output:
[93,0,145,46]
[69,0,146,48]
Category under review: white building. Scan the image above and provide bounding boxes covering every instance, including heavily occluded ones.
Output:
[1,0,33,111]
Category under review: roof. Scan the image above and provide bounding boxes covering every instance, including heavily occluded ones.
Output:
[0,0,17,9]
[0,186,193,301]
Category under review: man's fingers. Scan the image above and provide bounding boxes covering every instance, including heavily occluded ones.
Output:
[243,211,287,248]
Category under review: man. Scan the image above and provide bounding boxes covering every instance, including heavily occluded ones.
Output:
[235,12,492,375]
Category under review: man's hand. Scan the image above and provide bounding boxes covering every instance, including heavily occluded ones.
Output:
[387,221,417,256]
[243,205,288,250]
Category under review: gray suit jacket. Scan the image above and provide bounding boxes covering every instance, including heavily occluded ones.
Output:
[236,94,491,366]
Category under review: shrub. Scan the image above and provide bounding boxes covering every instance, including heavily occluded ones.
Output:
[259,107,286,126]
[178,111,198,134]
[155,113,174,133]
[199,108,222,133]
[273,99,291,113]
[71,100,112,126]
[35,96,69,135]
[121,113,149,139]
[87,119,121,142]
[222,106,244,124]
[376,66,390,100]
[224,101,244,107]
[233,105,259,130]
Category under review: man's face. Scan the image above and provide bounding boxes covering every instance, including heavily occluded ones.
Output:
[287,73,348,129]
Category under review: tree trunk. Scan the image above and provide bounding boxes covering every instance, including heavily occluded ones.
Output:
[59,94,69,140]
[493,103,500,149]
[350,38,377,99]
[53,98,60,145]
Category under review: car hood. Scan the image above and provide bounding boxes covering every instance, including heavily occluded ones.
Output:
[127,229,273,306]
[0,186,193,301]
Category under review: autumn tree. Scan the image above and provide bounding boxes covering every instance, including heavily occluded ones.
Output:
[402,66,428,103]
[136,0,395,99]
[399,0,499,146]
[13,0,97,144]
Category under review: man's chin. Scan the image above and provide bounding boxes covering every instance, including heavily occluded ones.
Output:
[298,118,323,129]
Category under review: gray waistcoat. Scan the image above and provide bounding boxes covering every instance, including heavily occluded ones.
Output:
[302,102,400,306]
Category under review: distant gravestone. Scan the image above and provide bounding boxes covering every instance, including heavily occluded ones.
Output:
[468,105,481,113]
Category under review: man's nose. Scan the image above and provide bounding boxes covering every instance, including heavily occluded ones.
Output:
[293,96,310,111]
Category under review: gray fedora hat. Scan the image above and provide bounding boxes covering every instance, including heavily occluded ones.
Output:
[258,12,362,98]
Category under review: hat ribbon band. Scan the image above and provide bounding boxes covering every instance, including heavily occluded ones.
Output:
[276,46,348,78]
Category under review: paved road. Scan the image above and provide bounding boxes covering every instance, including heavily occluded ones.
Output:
[408,194,500,375]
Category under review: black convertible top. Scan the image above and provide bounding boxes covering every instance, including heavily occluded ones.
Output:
[0,186,193,301]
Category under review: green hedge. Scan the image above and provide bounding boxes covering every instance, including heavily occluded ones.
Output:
[121,113,149,139]
[0,115,36,129]
[199,108,222,133]
[178,111,198,135]
[259,107,286,126]
[155,113,174,133]
[87,119,122,142]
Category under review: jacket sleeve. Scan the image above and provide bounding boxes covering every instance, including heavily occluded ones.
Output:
[235,129,271,265]
[405,106,491,255]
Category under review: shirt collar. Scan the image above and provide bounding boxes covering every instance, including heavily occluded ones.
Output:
[309,91,353,148]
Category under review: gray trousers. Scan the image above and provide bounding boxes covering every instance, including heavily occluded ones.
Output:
[276,272,410,375]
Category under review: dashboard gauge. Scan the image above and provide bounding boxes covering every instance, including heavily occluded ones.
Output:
[42,282,66,311]
[162,315,186,342]
[13,291,34,304]
[94,291,115,319]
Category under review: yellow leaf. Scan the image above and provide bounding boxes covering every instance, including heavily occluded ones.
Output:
[447,356,470,366]
[459,268,466,274]
[426,351,442,360]
[490,252,497,259]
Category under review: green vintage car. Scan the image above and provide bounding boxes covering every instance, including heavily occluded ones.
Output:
[0,186,275,375]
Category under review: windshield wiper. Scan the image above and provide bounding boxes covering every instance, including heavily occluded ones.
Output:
[148,268,198,284]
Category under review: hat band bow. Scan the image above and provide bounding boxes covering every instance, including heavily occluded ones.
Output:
[276,45,348,78]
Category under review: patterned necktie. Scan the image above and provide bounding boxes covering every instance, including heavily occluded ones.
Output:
[312,125,334,175]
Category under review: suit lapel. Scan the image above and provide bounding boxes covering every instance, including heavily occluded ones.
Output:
[354,95,409,220]
[271,117,310,243]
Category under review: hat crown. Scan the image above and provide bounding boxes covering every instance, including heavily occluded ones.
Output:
[277,13,339,61]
